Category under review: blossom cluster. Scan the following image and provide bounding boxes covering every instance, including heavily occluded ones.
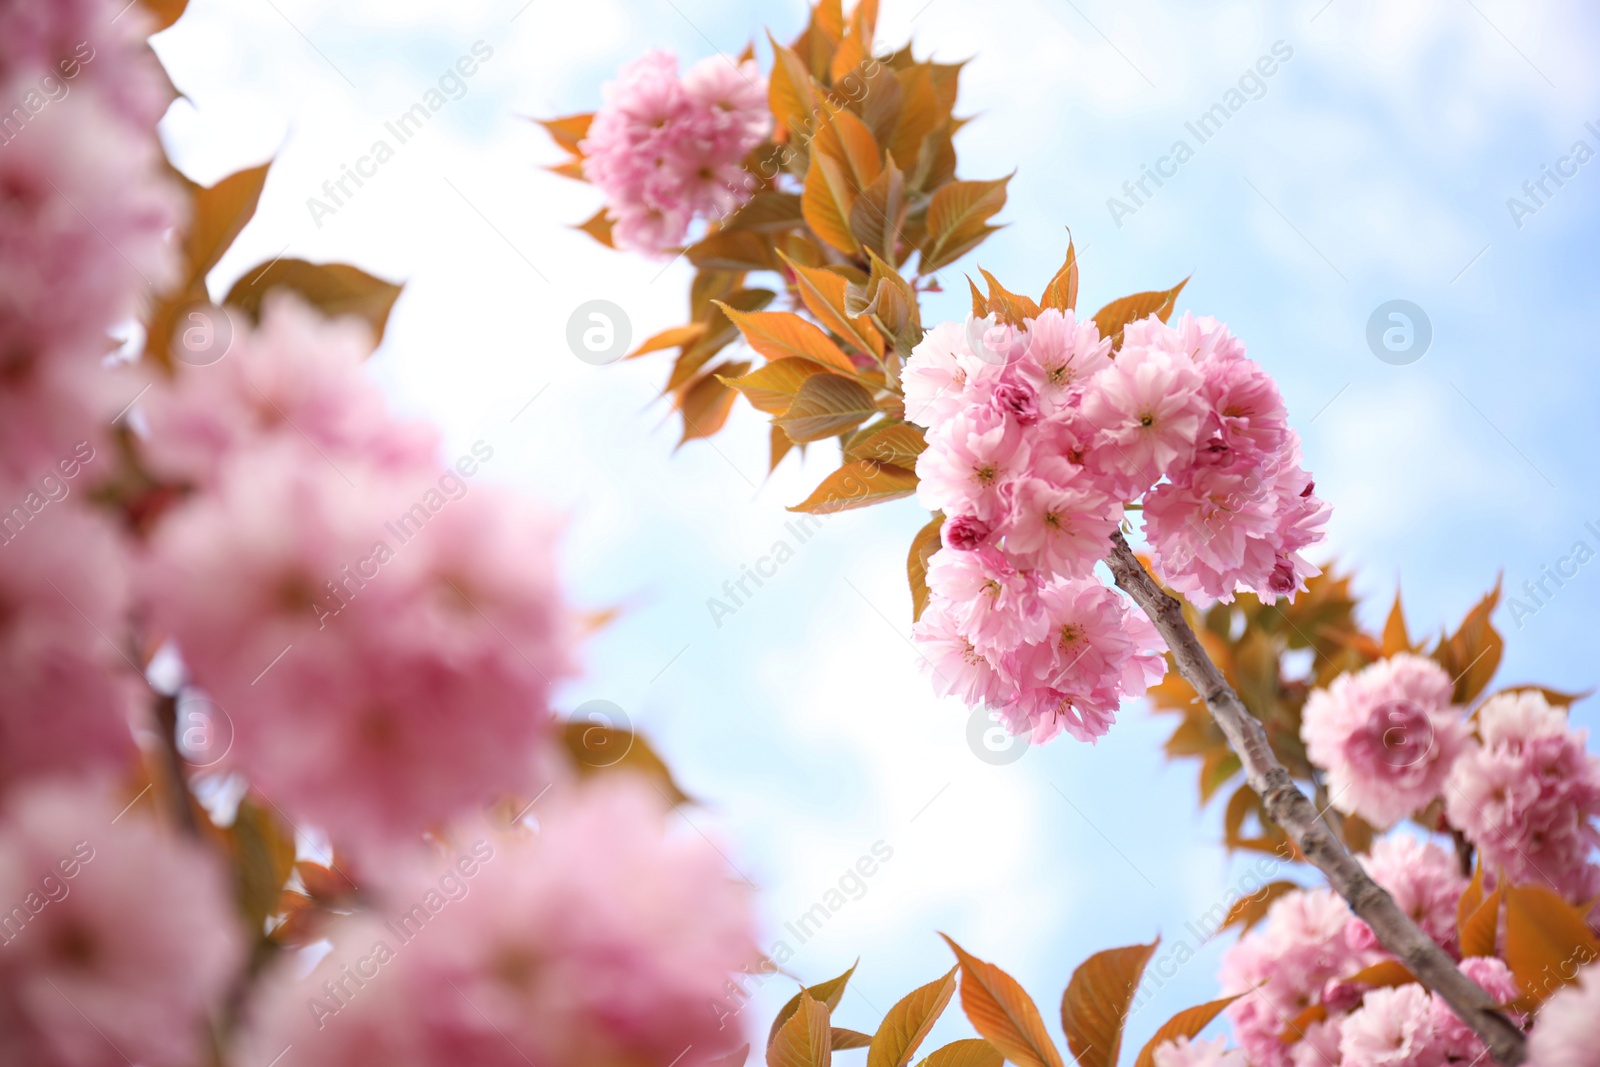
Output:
[908,309,1327,741]
[1210,836,1515,1067]
[580,50,769,255]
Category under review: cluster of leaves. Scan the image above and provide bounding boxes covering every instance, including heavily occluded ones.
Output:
[1146,571,1586,866]
[752,937,1234,1067]
[542,0,1191,620]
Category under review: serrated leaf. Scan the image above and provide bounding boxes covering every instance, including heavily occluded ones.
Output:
[770,991,832,1067]
[1130,996,1240,1067]
[720,358,830,415]
[726,192,807,233]
[184,163,272,286]
[772,963,859,1046]
[1381,590,1412,656]
[1061,940,1159,1067]
[942,934,1065,1067]
[223,259,403,345]
[888,66,942,173]
[1342,960,1417,989]
[1432,578,1504,705]
[671,288,776,390]
[908,513,944,622]
[778,374,878,442]
[717,304,862,376]
[804,109,884,255]
[868,967,957,1067]
[1504,884,1597,1007]
[769,34,819,143]
[790,460,918,514]
[845,419,926,468]
[913,1041,1002,1067]
[922,177,1010,273]
[979,268,1041,327]
[780,252,885,360]
[1040,240,1079,312]
[772,423,797,473]
[1091,279,1188,353]
[835,1029,873,1050]
[851,159,907,266]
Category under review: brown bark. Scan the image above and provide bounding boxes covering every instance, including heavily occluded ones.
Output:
[1104,532,1527,1066]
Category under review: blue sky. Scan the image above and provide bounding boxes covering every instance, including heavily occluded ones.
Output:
[154,0,1600,1055]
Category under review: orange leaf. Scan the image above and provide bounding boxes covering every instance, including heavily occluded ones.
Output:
[913,1042,1002,1067]
[222,259,403,345]
[575,207,614,247]
[678,363,749,445]
[922,177,1010,273]
[1381,590,1412,656]
[1061,940,1159,1067]
[845,420,926,468]
[979,268,1042,327]
[1503,883,1600,1007]
[1342,960,1416,989]
[1092,279,1188,353]
[1040,240,1079,312]
[908,513,944,622]
[768,34,818,142]
[771,962,859,1046]
[535,113,593,155]
[184,162,273,285]
[868,967,958,1067]
[941,934,1065,1067]
[769,991,832,1067]
[1131,996,1240,1067]
[779,251,884,359]
[629,323,707,360]
[720,358,830,415]
[1214,881,1301,937]
[790,460,918,514]
[777,373,878,442]
[140,0,189,32]
[716,304,861,376]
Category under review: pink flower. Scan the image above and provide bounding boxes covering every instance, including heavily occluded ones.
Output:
[1444,691,1600,905]
[0,499,136,793]
[0,776,245,1067]
[1221,887,1376,1067]
[1081,333,1204,492]
[141,440,576,846]
[1000,579,1166,742]
[915,407,1027,523]
[140,295,438,486]
[1428,958,1519,1064]
[1348,835,1467,955]
[1152,1036,1248,1067]
[0,0,174,127]
[1014,309,1111,416]
[904,321,999,428]
[1002,476,1120,579]
[581,51,768,255]
[236,780,758,1067]
[1301,654,1469,829]
[912,596,1010,708]
[1527,961,1600,1067]
[942,514,993,551]
[923,546,1044,655]
[1339,984,1438,1067]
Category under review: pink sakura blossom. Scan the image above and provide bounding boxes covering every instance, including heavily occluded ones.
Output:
[1338,983,1437,1067]
[140,295,438,486]
[912,596,1011,708]
[0,777,245,1067]
[141,440,576,846]
[236,779,758,1067]
[923,546,1044,655]
[0,500,136,793]
[914,406,1027,523]
[1080,340,1205,493]
[1152,1036,1248,1067]
[1221,887,1377,1067]
[1300,653,1470,829]
[1346,835,1467,955]
[1014,309,1111,416]
[904,321,999,428]
[1004,475,1121,579]
[1444,690,1600,904]
[0,0,174,128]
[1526,961,1600,1067]
[1000,579,1166,743]
[581,51,769,255]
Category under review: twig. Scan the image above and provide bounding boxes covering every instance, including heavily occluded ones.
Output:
[1104,532,1527,1067]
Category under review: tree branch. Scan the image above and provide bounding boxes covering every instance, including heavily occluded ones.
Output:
[1104,532,1527,1066]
